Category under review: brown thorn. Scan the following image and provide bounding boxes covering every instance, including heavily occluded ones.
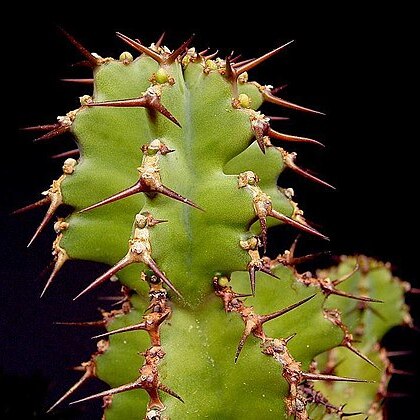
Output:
[70,380,140,405]
[73,255,132,300]
[302,372,372,383]
[332,264,359,286]
[343,342,379,370]
[289,235,300,259]
[11,196,50,215]
[386,350,413,357]
[259,294,316,324]
[328,288,383,303]
[407,287,420,294]
[87,94,181,128]
[235,40,294,74]
[271,84,288,95]
[267,115,290,121]
[384,392,411,398]
[58,28,99,67]
[288,252,331,266]
[157,383,184,403]
[91,322,146,340]
[259,266,280,280]
[27,203,59,248]
[199,48,210,56]
[268,127,324,147]
[155,32,166,48]
[47,366,95,413]
[21,124,61,132]
[390,368,415,376]
[166,34,195,64]
[259,215,268,253]
[249,265,256,297]
[146,257,183,299]
[225,56,239,98]
[234,323,254,363]
[341,410,363,418]
[204,50,219,60]
[284,155,335,189]
[54,320,106,327]
[79,182,144,213]
[40,251,68,298]
[263,89,325,115]
[269,209,329,241]
[232,58,255,68]
[284,333,297,343]
[154,184,203,211]
[33,125,70,143]
[61,78,94,84]
[51,149,80,159]
[116,32,162,63]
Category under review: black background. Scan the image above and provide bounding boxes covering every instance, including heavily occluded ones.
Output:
[1,5,418,419]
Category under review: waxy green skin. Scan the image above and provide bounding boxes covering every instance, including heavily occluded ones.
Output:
[29,40,409,419]
[311,257,408,419]
[61,56,289,302]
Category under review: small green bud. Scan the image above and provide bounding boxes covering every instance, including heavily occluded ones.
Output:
[119,51,133,64]
[155,68,169,84]
[238,93,251,108]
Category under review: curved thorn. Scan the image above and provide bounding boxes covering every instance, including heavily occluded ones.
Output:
[269,209,329,240]
[155,184,203,211]
[116,32,162,62]
[33,125,70,143]
[302,372,372,383]
[58,28,98,67]
[40,252,68,298]
[204,50,219,60]
[158,383,184,403]
[260,294,316,324]
[79,182,144,213]
[332,265,359,286]
[146,257,183,299]
[236,40,294,74]
[11,196,50,216]
[61,78,94,84]
[51,149,80,159]
[263,89,325,115]
[70,381,140,405]
[92,322,146,340]
[167,34,195,63]
[268,127,324,147]
[73,255,132,300]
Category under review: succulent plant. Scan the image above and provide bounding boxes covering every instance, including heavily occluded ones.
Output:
[15,30,415,419]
